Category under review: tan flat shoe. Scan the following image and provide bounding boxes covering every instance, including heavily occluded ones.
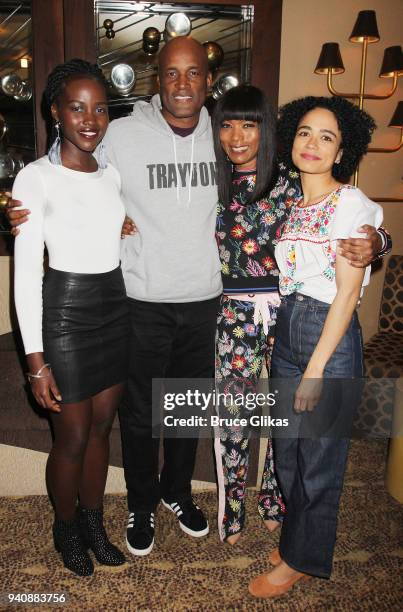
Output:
[248,569,311,598]
[268,547,281,566]
[226,532,241,546]
[263,519,280,533]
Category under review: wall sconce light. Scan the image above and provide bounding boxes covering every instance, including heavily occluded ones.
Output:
[314,42,344,75]
[379,46,403,78]
[369,102,403,153]
[20,58,29,69]
[349,9,379,43]
[315,10,402,186]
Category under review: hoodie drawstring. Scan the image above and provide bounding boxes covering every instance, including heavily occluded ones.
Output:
[187,133,195,206]
[172,134,180,203]
[171,132,195,207]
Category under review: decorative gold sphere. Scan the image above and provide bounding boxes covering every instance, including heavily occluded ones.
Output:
[203,41,224,72]
[103,19,114,30]
[106,29,115,39]
[143,43,159,56]
[143,27,161,45]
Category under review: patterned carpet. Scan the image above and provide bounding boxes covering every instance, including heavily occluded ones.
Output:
[1,440,402,611]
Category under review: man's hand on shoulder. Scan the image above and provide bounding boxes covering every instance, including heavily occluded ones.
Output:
[337,225,381,268]
[121,215,137,238]
[4,193,30,236]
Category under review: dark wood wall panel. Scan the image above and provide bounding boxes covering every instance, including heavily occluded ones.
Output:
[251,0,282,111]
[63,0,97,63]
[31,0,65,156]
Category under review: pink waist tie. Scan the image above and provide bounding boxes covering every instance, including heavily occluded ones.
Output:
[224,292,281,335]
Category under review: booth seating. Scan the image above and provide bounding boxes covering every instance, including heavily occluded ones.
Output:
[354,255,403,437]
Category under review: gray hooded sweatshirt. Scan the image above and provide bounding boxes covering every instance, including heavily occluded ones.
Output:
[103,94,222,303]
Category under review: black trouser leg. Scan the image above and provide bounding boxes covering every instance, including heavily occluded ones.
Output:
[120,299,175,512]
[119,297,219,512]
[161,296,218,502]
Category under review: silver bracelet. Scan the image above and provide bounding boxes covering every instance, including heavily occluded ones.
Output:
[26,363,51,382]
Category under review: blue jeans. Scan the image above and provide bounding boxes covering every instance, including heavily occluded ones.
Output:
[271,293,364,578]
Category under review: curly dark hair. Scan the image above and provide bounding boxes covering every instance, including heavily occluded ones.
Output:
[45,58,108,106]
[277,96,376,181]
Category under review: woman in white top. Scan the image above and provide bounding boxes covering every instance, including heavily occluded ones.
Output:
[249,96,383,598]
[13,59,128,576]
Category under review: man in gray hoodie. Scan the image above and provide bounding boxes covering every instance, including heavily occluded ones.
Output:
[103,37,221,556]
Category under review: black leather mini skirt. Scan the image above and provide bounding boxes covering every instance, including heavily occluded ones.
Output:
[42,266,129,404]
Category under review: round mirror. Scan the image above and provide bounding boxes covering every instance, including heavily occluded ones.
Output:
[1,74,23,97]
[212,74,239,100]
[164,13,191,40]
[14,81,32,102]
[111,64,136,96]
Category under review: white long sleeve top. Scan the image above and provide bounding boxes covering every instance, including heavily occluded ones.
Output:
[13,156,125,355]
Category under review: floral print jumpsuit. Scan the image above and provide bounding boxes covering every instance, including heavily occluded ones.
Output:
[215,165,301,541]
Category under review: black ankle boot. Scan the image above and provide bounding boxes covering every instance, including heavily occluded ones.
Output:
[53,518,94,576]
[78,507,125,566]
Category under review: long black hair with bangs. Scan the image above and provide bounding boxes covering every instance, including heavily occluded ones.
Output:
[212,84,276,207]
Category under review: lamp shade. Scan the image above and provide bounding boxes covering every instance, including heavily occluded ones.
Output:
[388,102,403,128]
[379,46,403,77]
[314,43,345,75]
[349,10,380,43]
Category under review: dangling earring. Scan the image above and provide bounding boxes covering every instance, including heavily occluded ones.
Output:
[94,140,108,169]
[48,121,62,165]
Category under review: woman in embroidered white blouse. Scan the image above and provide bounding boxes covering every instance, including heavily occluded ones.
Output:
[249,96,383,598]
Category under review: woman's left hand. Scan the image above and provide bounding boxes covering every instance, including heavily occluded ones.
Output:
[121,215,137,238]
[294,374,323,412]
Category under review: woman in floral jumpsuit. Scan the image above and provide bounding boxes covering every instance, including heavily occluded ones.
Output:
[212,85,301,544]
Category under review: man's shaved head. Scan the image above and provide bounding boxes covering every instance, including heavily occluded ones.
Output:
[157,36,212,128]
[158,36,209,75]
